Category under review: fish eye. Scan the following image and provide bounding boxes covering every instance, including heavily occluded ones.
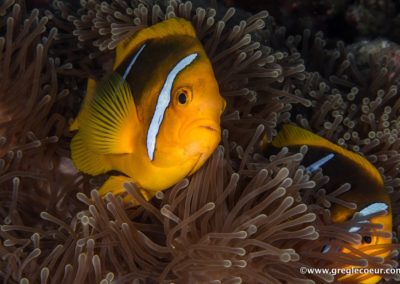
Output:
[178,92,187,104]
[362,235,372,244]
[176,88,191,105]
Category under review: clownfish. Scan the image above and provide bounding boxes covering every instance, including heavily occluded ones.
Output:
[70,18,226,201]
[270,124,392,284]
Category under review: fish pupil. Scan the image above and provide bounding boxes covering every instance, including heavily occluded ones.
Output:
[178,92,187,104]
[362,235,372,244]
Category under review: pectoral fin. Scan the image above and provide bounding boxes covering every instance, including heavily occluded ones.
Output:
[99,176,154,203]
[70,131,111,175]
[79,73,139,154]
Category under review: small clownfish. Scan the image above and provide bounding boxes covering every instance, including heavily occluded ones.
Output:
[70,18,226,201]
[270,124,392,284]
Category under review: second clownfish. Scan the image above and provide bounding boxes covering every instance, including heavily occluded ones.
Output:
[270,124,392,284]
[70,18,226,201]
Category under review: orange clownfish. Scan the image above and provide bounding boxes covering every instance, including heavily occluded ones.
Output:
[70,18,226,201]
[270,124,392,284]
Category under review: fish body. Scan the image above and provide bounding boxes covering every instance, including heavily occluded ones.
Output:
[271,124,392,284]
[70,18,225,199]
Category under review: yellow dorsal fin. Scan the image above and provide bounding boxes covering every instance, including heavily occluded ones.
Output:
[272,124,383,184]
[79,73,138,154]
[114,18,197,69]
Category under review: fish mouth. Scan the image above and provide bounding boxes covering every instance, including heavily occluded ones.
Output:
[199,125,219,132]
[180,119,220,138]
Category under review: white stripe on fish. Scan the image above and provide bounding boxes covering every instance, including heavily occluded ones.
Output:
[322,202,388,253]
[123,44,146,80]
[348,202,388,233]
[306,153,335,173]
[146,53,198,160]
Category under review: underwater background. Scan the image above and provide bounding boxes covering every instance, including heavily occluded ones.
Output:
[1,0,400,283]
